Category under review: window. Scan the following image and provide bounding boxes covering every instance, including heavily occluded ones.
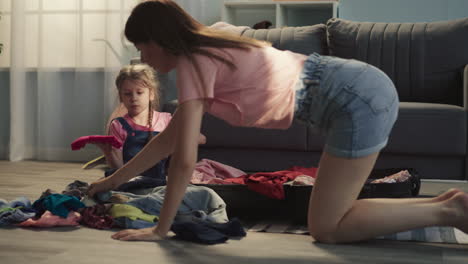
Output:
[0,0,139,68]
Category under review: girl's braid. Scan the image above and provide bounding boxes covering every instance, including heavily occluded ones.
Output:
[147,100,154,144]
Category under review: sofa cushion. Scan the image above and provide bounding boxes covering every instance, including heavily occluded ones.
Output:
[200,114,308,151]
[327,17,468,106]
[305,102,466,155]
[386,102,466,155]
[241,24,328,55]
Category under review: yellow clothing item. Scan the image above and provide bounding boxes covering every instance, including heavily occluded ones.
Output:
[109,204,158,222]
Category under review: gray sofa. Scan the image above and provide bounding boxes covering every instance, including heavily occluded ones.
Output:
[164,17,468,180]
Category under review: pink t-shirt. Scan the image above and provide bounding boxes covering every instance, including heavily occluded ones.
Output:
[176,46,307,129]
[109,111,172,150]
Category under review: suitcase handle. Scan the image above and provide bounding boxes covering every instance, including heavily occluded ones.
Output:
[409,169,421,197]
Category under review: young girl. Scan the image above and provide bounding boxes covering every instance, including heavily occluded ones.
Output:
[88,0,468,243]
[94,63,205,190]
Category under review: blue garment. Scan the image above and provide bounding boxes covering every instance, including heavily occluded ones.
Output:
[0,197,36,226]
[33,194,85,218]
[105,117,167,192]
[97,185,228,224]
[99,185,243,244]
[124,185,229,224]
[0,209,36,227]
[0,197,31,209]
[118,117,168,180]
[295,53,399,158]
[113,217,157,229]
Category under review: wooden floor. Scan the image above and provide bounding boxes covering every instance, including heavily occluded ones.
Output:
[1,160,468,264]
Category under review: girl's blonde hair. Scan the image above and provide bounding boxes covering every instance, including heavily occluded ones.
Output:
[115,63,160,110]
[124,0,270,93]
[114,63,160,142]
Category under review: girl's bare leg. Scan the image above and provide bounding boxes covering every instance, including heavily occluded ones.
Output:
[307,152,468,244]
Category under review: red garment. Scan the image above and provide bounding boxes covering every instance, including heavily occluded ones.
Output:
[71,135,122,151]
[225,166,318,199]
[225,170,302,199]
[247,170,303,199]
[80,205,114,229]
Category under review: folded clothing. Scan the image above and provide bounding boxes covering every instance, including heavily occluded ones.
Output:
[71,135,122,150]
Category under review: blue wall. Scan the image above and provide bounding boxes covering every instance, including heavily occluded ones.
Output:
[339,0,468,23]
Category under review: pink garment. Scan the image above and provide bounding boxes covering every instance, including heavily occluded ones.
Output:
[176,46,307,129]
[17,210,81,227]
[70,135,123,150]
[106,103,128,134]
[287,166,318,178]
[290,175,316,186]
[191,159,247,184]
[371,170,412,184]
[109,111,172,150]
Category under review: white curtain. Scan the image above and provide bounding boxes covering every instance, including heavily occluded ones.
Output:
[0,0,219,162]
[1,0,140,162]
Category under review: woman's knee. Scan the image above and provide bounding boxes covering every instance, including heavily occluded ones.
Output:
[308,221,340,244]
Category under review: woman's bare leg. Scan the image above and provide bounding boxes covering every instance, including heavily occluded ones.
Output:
[307,151,468,244]
[371,188,463,204]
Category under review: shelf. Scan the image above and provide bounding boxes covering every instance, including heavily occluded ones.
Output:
[222,1,338,28]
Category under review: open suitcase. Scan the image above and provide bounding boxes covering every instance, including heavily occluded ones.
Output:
[195,168,421,224]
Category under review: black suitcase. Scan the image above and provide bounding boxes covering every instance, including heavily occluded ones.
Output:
[196,168,421,224]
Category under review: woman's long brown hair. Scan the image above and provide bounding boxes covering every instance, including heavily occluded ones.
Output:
[125,0,269,93]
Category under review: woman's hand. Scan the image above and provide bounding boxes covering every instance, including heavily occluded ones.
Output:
[87,176,119,198]
[111,227,165,241]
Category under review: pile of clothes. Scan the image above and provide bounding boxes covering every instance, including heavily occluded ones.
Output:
[0,179,246,245]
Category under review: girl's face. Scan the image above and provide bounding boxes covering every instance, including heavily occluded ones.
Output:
[120,79,154,117]
[136,42,177,73]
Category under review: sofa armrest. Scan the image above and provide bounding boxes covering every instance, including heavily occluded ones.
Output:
[464,64,468,109]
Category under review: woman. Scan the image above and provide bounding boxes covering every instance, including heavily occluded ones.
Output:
[88,0,468,243]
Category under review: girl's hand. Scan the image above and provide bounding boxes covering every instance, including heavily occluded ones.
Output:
[87,177,118,198]
[111,227,165,241]
[91,142,123,169]
[198,133,207,145]
[93,142,113,154]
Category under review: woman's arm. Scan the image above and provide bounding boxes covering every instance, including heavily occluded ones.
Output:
[110,99,205,241]
[153,99,205,236]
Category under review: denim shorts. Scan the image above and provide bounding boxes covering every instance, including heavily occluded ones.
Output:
[295,53,399,158]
